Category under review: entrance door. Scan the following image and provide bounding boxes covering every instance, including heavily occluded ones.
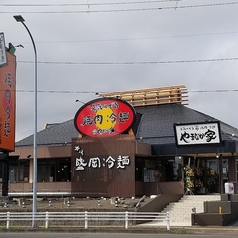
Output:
[184,157,226,194]
[205,160,220,194]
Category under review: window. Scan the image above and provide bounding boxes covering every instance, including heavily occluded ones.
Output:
[8,158,71,183]
[19,161,29,182]
[38,160,55,182]
[37,158,71,182]
[143,159,161,182]
[56,159,71,182]
[142,157,182,182]
[9,162,18,183]
[9,160,29,183]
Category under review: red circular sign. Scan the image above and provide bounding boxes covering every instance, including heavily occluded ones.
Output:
[74,98,136,137]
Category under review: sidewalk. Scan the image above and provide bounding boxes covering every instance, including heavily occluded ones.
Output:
[136,219,238,235]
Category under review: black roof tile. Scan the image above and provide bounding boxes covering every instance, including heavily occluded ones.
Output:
[16,104,238,147]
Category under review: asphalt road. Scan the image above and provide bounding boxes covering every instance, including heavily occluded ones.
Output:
[0,233,237,238]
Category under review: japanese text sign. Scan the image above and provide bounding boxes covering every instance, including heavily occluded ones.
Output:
[0,51,16,151]
[174,121,221,146]
[74,98,136,137]
[0,33,7,68]
[74,145,130,171]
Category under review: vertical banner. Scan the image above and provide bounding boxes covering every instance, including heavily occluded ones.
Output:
[0,33,7,68]
[0,51,16,151]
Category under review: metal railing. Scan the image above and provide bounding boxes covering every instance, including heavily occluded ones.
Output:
[0,211,170,230]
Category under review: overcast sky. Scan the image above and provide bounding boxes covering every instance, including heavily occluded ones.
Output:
[2,0,238,141]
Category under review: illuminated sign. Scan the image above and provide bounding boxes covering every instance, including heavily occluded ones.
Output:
[174,121,221,146]
[74,98,136,137]
[0,51,16,151]
[0,33,7,68]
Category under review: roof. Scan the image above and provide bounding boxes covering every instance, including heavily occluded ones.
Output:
[15,104,238,149]
[135,104,238,144]
[16,119,79,147]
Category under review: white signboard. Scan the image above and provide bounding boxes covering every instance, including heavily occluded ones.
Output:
[174,122,221,145]
[0,32,7,67]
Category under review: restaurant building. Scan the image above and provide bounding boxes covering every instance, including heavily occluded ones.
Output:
[5,85,238,197]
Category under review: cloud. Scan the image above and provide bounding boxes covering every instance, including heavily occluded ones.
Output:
[1,0,238,141]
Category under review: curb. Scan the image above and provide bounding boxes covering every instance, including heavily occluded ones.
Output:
[1,226,238,234]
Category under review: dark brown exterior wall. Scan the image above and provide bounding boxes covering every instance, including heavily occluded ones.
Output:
[71,135,136,198]
[142,181,184,195]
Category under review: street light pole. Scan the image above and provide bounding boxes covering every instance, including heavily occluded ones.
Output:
[13,15,38,228]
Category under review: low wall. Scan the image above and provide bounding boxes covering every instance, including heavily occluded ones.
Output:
[138,194,183,212]
[221,194,238,201]
[192,213,230,226]
[192,198,238,226]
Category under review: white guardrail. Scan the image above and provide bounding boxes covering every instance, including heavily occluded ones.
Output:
[0,211,170,230]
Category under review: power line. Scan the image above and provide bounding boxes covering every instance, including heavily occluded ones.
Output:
[188,89,238,93]
[0,0,180,7]
[1,1,238,13]
[15,89,102,94]
[17,57,238,65]
[14,31,238,45]
[12,89,238,94]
